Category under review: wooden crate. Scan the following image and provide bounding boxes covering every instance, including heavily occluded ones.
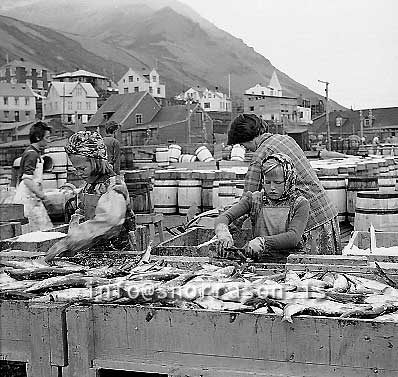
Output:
[0,300,68,377]
[64,304,398,377]
[153,228,252,257]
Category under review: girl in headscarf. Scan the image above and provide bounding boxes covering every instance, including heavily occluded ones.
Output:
[215,153,310,262]
[44,131,135,263]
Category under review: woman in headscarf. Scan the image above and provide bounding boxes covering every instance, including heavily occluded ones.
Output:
[215,153,310,262]
[44,131,135,263]
[227,113,343,255]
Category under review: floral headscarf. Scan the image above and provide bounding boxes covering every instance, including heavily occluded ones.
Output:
[65,131,107,160]
[261,152,297,201]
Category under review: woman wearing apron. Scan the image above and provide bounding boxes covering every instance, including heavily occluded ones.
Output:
[215,153,310,263]
[44,131,135,263]
[13,121,53,232]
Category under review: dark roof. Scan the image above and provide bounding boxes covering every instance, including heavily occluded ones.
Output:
[87,92,148,126]
[1,59,49,71]
[312,107,398,135]
[122,104,197,131]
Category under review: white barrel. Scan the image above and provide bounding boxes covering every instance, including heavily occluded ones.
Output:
[218,180,236,209]
[155,147,169,167]
[57,172,68,188]
[179,154,197,163]
[230,144,246,161]
[168,144,182,163]
[153,171,178,214]
[42,173,58,190]
[44,146,68,173]
[319,176,347,223]
[195,146,215,162]
[177,177,202,215]
[378,177,396,192]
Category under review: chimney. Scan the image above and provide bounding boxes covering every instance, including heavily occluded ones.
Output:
[20,57,24,61]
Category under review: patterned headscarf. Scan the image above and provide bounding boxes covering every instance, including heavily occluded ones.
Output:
[261,152,297,201]
[65,131,107,160]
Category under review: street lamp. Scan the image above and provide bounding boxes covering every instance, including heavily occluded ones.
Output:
[318,80,330,150]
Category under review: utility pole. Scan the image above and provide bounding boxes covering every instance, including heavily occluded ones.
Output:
[318,79,331,150]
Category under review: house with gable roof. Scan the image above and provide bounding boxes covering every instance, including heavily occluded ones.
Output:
[43,82,98,124]
[0,82,36,122]
[117,68,166,103]
[175,86,232,112]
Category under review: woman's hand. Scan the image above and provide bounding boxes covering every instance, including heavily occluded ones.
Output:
[215,223,233,257]
[247,237,266,261]
[251,190,263,215]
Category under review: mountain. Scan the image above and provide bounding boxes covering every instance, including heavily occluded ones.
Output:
[0,0,345,109]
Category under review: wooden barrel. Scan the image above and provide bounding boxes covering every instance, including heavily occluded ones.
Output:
[44,146,68,173]
[378,177,396,192]
[218,180,236,209]
[153,170,178,214]
[195,146,214,162]
[177,172,202,215]
[155,147,169,167]
[354,192,398,231]
[124,170,153,214]
[42,173,58,190]
[230,144,245,161]
[201,171,216,212]
[179,154,197,163]
[319,176,347,223]
[168,144,182,163]
[346,177,379,225]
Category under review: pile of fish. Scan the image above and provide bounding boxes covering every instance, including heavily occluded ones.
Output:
[2,256,398,323]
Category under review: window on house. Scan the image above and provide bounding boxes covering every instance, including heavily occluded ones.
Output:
[3,96,8,105]
[134,86,139,92]
[68,101,72,110]
[123,79,125,83]
[67,115,72,123]
[336,116,343,127]
[203,102,210,109]
[37,80,43,89]
[300,112,304,118]
[364,119,370,128]
[77,102,82,110]
[261,91,264,95]
[136,114,143,124]
[152,75,156,82]
[26,68,32,76]
[249,106,254,111]
[149,86,153,93]
[4,110,9,118]
[124,88,128,94]
[10,67,16,75]
[86,102,90,110]
[25,97,30,105]
[25,111,30,117]
[129,76,134,82]
[55,102,58,110]
[15,97,19,105]
[15,111,19,121]
[37,70,42,77]
[157,87,161,95]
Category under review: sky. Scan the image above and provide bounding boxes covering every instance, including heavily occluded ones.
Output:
[179,0,398,110]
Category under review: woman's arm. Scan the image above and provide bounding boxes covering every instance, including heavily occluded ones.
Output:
[214,193,252,227]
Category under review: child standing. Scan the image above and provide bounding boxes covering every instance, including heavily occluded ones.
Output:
[215,153,310,262]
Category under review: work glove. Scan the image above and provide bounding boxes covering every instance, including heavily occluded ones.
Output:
[215,223,233,257]
[247,237,266,261]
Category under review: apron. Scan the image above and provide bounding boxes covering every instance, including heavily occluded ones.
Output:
[251,197,306,263]
[13,156,53,233]
[75,176,135,251]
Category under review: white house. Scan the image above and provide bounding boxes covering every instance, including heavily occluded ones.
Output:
[43,82,98,124]
[117,68,166,100]
[0,82,36,122]
[245,71,283,97]
[175,87,232,112]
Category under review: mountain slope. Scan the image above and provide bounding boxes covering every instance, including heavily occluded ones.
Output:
[1,0,345,109]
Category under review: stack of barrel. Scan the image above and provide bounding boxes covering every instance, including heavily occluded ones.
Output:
[152,169,240,215]
[123,170,154,214]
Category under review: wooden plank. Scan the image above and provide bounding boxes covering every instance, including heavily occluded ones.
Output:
[93,351,397,377]
[64,305,94,377]
[0,204,24,222]
[48,303,68,367]
[0,300,31,342]
[0,232,67,252]
[287,254,368,266]
[330,318,398,370]
[28,304,52,377]
[0,250,46,260]
[0,339,30,362]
